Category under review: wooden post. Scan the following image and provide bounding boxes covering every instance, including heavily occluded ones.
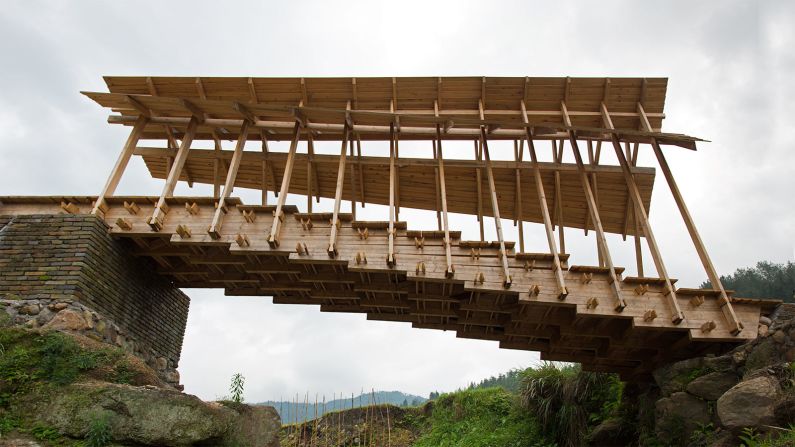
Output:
[474,139,485,241]
[328,125,350,256]
[436,125,454,278]
[208,120,250,239]
[521,101,567,298]
[92,115,148,215]
[268,122,301,248]
[387,124,397,266]
[639,105,743,333]
[261,134,269,206]
[562,102,625,310]
[611,133,684,323]
[148,117,199,231]
[480,128,512,288]
[514,140,525,253]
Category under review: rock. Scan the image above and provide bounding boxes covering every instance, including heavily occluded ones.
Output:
[588,417,632,446]
[759,316,772,326]
[652,357,704,396]
[219,401,281,447]
[772,330,786,344]
[717,375,780,429]
[24,381,279,447]
[686,371,738,400]
[786,348,795,362]
[95,319,106,334]
[759,324,769,337]
[156,357,168,371]
[745,338,780,374]
[43,309,90,331]
[774,393,795,425]
[703,355,733,372]
[19,304,40,316]
[83,310,94,329]
[48,302,69,311]
[165,369,180,384]
[655,392,710,438]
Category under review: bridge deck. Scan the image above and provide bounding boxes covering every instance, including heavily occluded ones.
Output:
[0,197,773,380]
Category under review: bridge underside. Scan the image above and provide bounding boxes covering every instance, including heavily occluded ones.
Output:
[0,197,772,381]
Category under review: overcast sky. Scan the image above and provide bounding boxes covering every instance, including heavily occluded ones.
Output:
[1,1,793,403]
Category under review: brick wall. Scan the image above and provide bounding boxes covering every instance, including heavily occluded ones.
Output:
[0,214,190,372]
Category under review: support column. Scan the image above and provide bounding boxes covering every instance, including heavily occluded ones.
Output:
[208,120,250,239]
[148,117,199,231]
[92,116,149,216]
[268,122,302,248]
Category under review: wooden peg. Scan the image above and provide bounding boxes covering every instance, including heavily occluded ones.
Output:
[60,201,79,214]
[415,261,426,275]
[701,320,717,333]
[634,284,649,296]
[474,272,485,285]
[147,213,165,232]
[242,209,256,223]
[115,218,132,231]
[528,284,540,297]
[357,227,368,240]
[586,297,599,309]
[93,200,109,217]
[295,242,306,255]
[414,236,425,249]
[301,218,313,231]
[643,309,658,322]
[471,248,481,260]
[523,260,535,271]
[445,264,455,279]
[235,233,250,247]
[581,272,593,284]
[690,295,705,307]
[175,224,191,239]
[123,201,140,215]
[214,201,228,215]
[356,251,367,265]
[328,243,338,258]
[185,202,200,215]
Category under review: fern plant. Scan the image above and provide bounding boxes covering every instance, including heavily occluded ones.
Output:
[86,413,112,447]
[230,373,245,403]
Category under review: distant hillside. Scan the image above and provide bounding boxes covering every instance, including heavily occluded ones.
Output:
[259,390,427,424]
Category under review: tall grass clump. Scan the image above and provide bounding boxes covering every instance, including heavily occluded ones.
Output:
[518,362,622,447]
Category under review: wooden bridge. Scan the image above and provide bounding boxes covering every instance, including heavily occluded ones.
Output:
[0,76,774,380]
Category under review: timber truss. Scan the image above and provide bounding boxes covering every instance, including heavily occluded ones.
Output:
[0,77,775,379]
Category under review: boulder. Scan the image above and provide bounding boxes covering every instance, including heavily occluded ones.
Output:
[218,401,281,447]
[24,381,279,446]
[655,392,710,438]
[686,371,738,401]
[717,375,780,429]
[43,309,90,331]
[587,417,632,447]
[652,357,704,396]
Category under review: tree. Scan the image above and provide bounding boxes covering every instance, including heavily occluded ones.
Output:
[701,261,795,302]
[402,398,408,407]
[230,373,245,403]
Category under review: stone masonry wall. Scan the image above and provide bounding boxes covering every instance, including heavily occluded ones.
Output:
[0,214,190,386]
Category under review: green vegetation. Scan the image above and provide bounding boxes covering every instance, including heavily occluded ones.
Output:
[702,261,795,302]
[413,387,544,447]
[739,426,795,447]
[0,327,149,444]
[85,413,112,447]
[230,373,245,403]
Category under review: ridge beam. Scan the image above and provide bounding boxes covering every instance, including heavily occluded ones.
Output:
[562,101,625,311]
[208,120,250,239]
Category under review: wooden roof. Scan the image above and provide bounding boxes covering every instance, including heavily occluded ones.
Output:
[80,76,703,146]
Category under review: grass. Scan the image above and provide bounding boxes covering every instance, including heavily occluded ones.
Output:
[412,387,548,447]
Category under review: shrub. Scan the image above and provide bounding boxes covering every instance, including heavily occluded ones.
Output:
[518,362,622,447]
